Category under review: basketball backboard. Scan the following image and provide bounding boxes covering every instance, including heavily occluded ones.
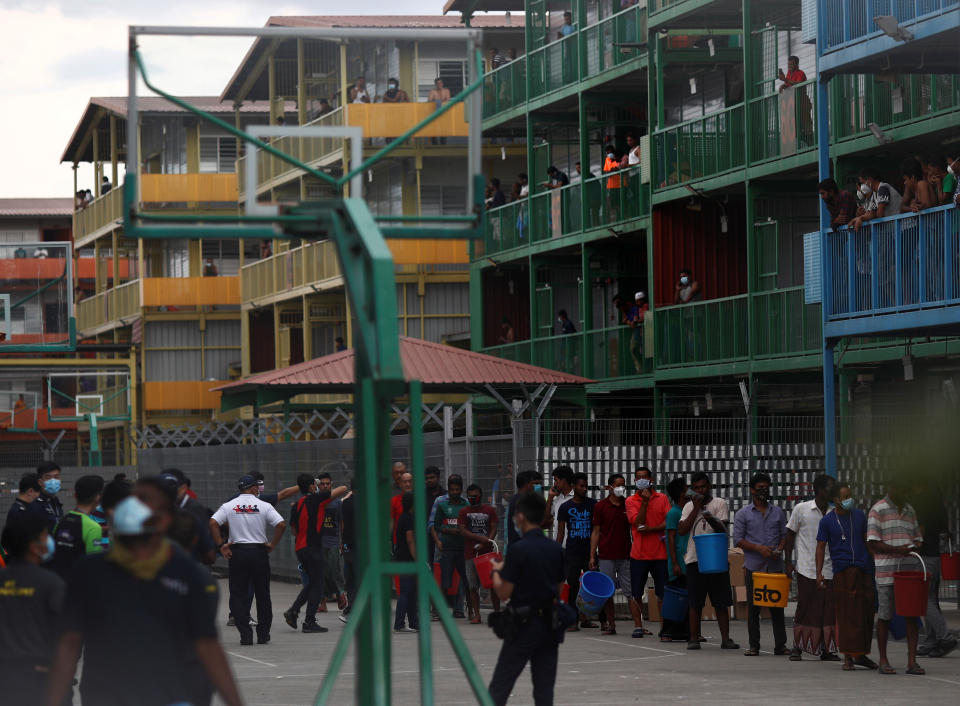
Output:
[0,242,74,352]
[47,370,131,423]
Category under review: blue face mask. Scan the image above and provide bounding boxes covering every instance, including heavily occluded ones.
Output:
[636,478,651,490]
[840,498,855,511]
[43,478,61,495]
[41,535,55,562]
[533,484,543,494]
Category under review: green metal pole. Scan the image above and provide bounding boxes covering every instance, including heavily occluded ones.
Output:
[408,381,434,705]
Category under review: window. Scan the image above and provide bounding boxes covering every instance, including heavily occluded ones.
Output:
[417,60,467,101]
[199,136,238,173]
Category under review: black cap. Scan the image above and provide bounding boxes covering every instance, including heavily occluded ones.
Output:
[238,474,258,490]
[158,473,180,489]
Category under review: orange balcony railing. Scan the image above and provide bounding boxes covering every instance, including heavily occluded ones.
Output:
[140,173,238,203]
[143,380,225,411]
[141,276,240,308]
[345,102,469,138]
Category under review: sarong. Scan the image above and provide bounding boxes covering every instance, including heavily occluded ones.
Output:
[832,566,873,656]
[794,573,837,655]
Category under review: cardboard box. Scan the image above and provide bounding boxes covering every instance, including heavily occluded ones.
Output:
[734,585,748,603]
[734,601,749,620]
[646,588,662,622]
[728,549,745,587]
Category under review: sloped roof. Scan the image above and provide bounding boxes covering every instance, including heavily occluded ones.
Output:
[61,96,278,164]
[0,198,74,217]
[443,1,526,13]
[215,336,591,404]
[220,14,524,103]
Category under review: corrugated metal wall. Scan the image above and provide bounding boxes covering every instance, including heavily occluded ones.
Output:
[144,319,241,381]
[398,281,469,342]
[653,200,748,306]
[482,265,530,347]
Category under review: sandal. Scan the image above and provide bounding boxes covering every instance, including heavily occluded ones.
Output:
[660,636,673,642]
[743,648,760,656]
[878,663,896,675]
[698,635,708,642]
[842,658,855,672]
[631,628,645,638]
[854,656,878,670]
[601,627,617,636]
[905,664,926,676]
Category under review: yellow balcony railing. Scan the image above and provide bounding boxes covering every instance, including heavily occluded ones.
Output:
[141,276,240,308]
[140,173,238,203]
[345,102,468,138]
[241,240,342,303]
[76,279,141,334]
[388,239,468,265]
[143,380,226,411]
[73,187,123,245]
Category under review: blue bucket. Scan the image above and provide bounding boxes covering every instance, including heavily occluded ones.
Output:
[575,571,615,616]
[693,533,729,574]
[662,585,689,622]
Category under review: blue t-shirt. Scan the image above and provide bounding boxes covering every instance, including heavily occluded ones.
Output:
[816,508,869,574]
[665,504,688,579]
[558,497,596,556]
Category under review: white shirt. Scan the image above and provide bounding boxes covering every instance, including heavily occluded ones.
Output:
[680,497,729,565]
[627,146,641,166]
[212,493,284,544]
[786,499,833,580]
[551,490,574,546]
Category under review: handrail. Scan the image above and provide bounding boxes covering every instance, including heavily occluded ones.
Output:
[654,100,744,135]
[819,0,957,52]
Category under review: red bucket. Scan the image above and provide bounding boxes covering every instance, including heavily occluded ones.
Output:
[941,541,960,581]
[893,552,929,618]
[473,542,502,589]
[433,562,460,596]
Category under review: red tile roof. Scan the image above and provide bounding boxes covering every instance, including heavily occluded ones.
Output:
[216,336,591,397]
[0,198,74,217]
[266,14,521,29]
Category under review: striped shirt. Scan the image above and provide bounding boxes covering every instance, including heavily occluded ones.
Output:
[866,496,922,585]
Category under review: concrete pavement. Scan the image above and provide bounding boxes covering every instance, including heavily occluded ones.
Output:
[215,579,960,706]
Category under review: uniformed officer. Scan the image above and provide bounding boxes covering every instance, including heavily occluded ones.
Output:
[210,474,287,645]
[488,492,565,706]
[4,473,45,526]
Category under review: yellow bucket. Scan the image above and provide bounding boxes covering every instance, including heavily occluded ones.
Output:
[751,572,789,608]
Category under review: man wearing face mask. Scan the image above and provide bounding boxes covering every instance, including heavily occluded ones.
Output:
[674,268,702,304]
[678,472,738,651]
[589,474,642,636]
[866,479,924,675]
[625,467,671,639]
[33,461,65,533]
[458,484,500,623]
[849,167,902,232]
[210,474,287,646]
[733,473,788,656]
[46,479,244,706]
[380,77,409,103]
[816,483,878,672]
[507,470,543,547]
[0,515,64,705]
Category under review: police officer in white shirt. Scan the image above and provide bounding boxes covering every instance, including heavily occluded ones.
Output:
[210,474,286,646]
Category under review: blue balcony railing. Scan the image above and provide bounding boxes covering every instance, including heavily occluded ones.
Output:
[820,0,959,54]
[823,205,960,323]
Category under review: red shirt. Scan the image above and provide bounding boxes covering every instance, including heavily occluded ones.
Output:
[592,497,631,560]
[785,68,807,85]
[457,504,499,558]
[390,495,403,542]
[625,491,670,560]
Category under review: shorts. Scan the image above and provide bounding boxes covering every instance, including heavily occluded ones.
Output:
[876,583,895,621]
[630,558,668,601]
[686,561,732,610]
[463,557,480,590]
[598,559,632,596]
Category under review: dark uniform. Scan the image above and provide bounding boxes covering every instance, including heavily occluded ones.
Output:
[32,493,64,533]
[287,489,336,626]
[5,498,47,527]
[488,528,565,706]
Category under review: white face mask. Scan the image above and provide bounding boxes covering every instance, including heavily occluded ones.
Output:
[859,183,872,196]
[612,486,627,498]
[949,164,956,176]
[680,276,690,286]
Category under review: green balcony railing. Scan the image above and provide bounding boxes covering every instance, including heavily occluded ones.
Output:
[480,340,533,365]
[583,324,654,379]
[482,58,527,119]
[748,80,817,163]
[479,165,648,260]
[655,294,749,368]
[830,74,960,142]
[653,104,745,190]
[751,287,822,358]
[482,4,647,122]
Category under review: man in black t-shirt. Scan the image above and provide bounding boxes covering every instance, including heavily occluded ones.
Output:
[339,482,357,621]
[46,477,243,706]
[556,472,598,629]
[284,473,348,633]
[4,472,45,527]
[0,515,64,704]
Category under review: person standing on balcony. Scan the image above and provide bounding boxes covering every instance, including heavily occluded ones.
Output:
[428,77,451,106]
[777,56,806,92]
[674,268,702,304]
[349,77,369,104]
[380,78,409,103]
[628,291,648,373]
[849,168,902,231]
[900,158,935,213]
[498,318,514,344]
[817,178,857,228]
[557,11,575,40]
[203,258,218,277]
[100,176,112,195]
[603,147,622,221]
[488,47,507,71]
[544,166,569,190]
[921,154,956,206]
[489,178,506,208]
